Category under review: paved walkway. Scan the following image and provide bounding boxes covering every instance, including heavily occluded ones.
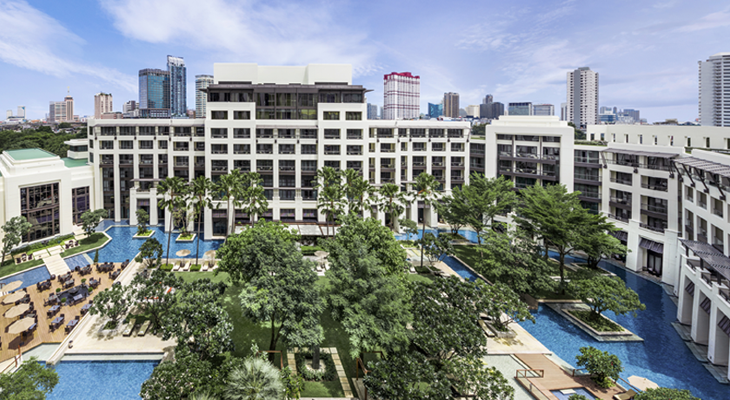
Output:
[42,247,70,275]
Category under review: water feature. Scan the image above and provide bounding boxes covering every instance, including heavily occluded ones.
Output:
[97,226,223,263]
[551,388,596,400]
[0,266,51,291]
[46,360,158,399]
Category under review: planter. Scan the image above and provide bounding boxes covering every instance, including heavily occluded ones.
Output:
[133,230,155,239]
[176,233,196,242]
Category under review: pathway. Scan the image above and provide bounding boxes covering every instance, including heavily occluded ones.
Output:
[42,246,70,276]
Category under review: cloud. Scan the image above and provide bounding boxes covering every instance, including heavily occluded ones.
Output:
[99,0,378,77]
[676,8,730,32]
[0,0,136,91]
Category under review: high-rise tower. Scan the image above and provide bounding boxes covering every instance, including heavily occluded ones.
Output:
[383,72,420,120]
[699,53,730,127]
[443,92,460,118]
[567,67,599,127]
[168,55,187,118]
[195,74,214,118]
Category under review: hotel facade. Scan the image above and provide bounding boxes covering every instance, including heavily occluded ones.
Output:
[1,63,730,377]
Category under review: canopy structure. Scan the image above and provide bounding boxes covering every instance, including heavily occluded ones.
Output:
[639,238,664,254]
[680,239,730,281]
[674,157,730,179]
[2,291,25,305]
[601,148,679,158]
[4,303,29,318]
[7,317,35,335]
[611,230,628,241]
[1,280,22,293]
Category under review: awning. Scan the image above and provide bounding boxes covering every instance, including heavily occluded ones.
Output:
[639,238,664,254]
[719,316,730,337]
[680,240,730,281]
[700,297,711,314]
[611,230,628,241]
[674,157,730,179]
[601,148,679,158]
[685,281,695,296]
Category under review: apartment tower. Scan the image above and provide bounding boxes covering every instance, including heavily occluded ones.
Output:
[196,74,214,118]
[94,93,113,119]
[139,68,170,118]
[567,67,599,127]
[383,72,420,120]
[443,92,460,118]
[168,56,187,118]
[699,53,730,127]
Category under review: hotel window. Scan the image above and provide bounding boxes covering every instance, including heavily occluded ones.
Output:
[346,112,362,120]
[20,183,61,241]
[72,187,90,224]
[233,111,250,120]
[342,93,363,103]
[299,109,317,120]
[256,109,275,119]
[706,138,711,148]
[324,129,340,139]
[301,144,317,154]
[323,111,340,120]
[256,93,276,107]
[100,141,114,150]
[158,140,168,149]
[139,140,153,150]
[276,93,296,107]
[211,128,228,139]
[319,92,340,103]
[300,129,317,139]
[211,111,228,120]
[347,129,362,139]
[234,128,251,139]
[298,93,317,107]
[120,141,133,150]
[276,109,295,120]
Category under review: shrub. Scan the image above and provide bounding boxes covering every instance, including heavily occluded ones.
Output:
[60,297,67,304]
[190,264,202,272]
[575,346,622,388]
[294,350,337,381]
[56,288,61,293]
[160,264,174,271]
[300,246,324,256]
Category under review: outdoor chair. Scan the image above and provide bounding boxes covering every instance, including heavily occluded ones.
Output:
[613,389,637,400]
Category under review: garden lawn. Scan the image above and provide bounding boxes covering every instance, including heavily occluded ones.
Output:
[174,272,350,398]
[60,233,109,257]
[451,244,481,270]
[0,259,44,278]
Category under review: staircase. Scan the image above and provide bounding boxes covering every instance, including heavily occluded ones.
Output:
[42,246,70,276]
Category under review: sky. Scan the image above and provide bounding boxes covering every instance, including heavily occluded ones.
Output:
[1,0,729,123]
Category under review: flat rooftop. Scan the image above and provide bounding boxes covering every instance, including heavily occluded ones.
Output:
[5,148,57,161]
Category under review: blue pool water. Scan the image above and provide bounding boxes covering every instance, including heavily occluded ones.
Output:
[0,266,51,291]
[97,226,223,262]
[520,252,728,399]
[395,227,482,244]
[46,360,157,400]
[64,254,92,270]
[442,256,479,282]
[551,388,596,400]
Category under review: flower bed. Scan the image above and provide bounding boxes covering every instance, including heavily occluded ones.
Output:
[294,350,337,382]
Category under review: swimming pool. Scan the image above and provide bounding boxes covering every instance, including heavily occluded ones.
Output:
[0,265,51,292]
[551,387,596,400]
[46,360,157,399]
[442,256,479,281]
[520,253,728,399]
[96,226,223,263]
[64,254,92,270]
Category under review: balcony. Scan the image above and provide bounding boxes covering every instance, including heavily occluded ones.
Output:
[641,203,667,214]
[515,152,539,159]
[257,166,274,172]
[608,213,629,223]
[451,162,465,167]
[641,183,668,192]
[279,166,296,171]
[698,200,707,209]
[713,208,724,218]
[574,173,600,182]
[610,178,632,185]
[640,223,665,233]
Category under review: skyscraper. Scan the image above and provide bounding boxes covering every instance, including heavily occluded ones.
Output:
[49,96,74,122]
[139,68,170,118]
[443,92,459,118]
[533,104,555,116]
[508,102,533,116]
[195,74,214,118]
[383,72,420,120]
[428,103,443,118]
[560,102,567,121]
[465,105,480,118]
[94,93,113,119]
[17,106,25,118]
[168,55,187,118]
[567,67,599,127]
[483,94,493,105]
[367,103,379,119]
[699,53,730,126]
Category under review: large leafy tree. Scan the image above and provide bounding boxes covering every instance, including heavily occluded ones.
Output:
[476,228,556,295]
[80,208,108,238]
[434,192,468,235]
[1,216,31,267]
[576,214,627,269]
[215,169,244,236]
[314,166,345,236]
[342,168,373,216]
[159,278,233,360]
[191,175,214,266]
[481,282,535,331]
[413,172,440,266]
[575,346,623,388]
[377,182,406,232]
[136,208,150,235]
[634,388,700,400]
[217,220,300,285]
[459,174,517,246]
[240,172,269,227]
[89,283,131,326]
[365,276,514,399]
[128,268,184,327]
[158,176,190,266]
[237,223,324,356]
[134,238,164,269]
[324,221,412,359]
[140,345,221,400]
[513,183,594,291]
[0,356,58,399]
[224,357,285,400]
[570,276,646,320]
[417,232,453,266]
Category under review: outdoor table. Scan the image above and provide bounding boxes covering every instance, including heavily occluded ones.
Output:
[47,305,60,316]
[73,294,83,303]
[81,304,91,314]
[51,316,64,325]
[66,320,78,331]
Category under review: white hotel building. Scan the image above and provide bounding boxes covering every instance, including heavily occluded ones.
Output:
[1,63,730,377]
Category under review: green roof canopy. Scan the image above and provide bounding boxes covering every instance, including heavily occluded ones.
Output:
[62,158,88,168]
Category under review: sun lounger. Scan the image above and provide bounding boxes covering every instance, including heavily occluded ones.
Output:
[137,320,152,337]
[173,262,181,271]
[122,319,136,337]
[613,390,637,400]
[478,319,496,337]
[182,262,190,271]
[211,261,218,270]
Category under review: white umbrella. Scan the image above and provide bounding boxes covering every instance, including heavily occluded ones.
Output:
[628,375,659,391]
[2,291,25,305]
[4,303,29,318]
[7,317,35,335]
[1,280,22,293]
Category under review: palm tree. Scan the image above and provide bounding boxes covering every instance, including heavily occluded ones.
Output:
[240,172,269,227]
[190,176,214,267]
[342,168,373,216]
[413,172,440,268]
[190,391,217,400]
[314,167,344,237]
[224,358,284,400]
[157,176,190,267]
[215,169,243,236]
[377,183,406,232]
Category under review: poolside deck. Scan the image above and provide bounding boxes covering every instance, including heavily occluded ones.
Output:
[515,354,627,400]
[0,264,117,363]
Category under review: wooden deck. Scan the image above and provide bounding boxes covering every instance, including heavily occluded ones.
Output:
[516,354,627,400]
[0,264,117,363]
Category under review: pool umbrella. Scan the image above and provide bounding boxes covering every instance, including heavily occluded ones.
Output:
[2,291,25,305]
[4,303,29,318]
[7,317,35,335]
[1,280,22,293]
[628,375,659,391]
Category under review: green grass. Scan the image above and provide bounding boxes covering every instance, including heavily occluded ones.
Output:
[135,230,153,237]
[569,310,624,332]
[451,245,481,270]
[407,273,435,284]
[0,258,44,278]
[175,272,351,397]
[439,232,468,241]
[60,233,109,257]
[177,233,195,240]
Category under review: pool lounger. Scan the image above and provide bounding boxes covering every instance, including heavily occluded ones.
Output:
[182,262,190,271]
[201,262,209,272]
[122,319,136,337]
[137,320,152,337]
[613,390,637,400]
[172,262,181,271]
[478,319,495,337]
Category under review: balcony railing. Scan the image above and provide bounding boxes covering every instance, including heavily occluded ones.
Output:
[610,197,631,205]
[713,208,724,218]
[640,223,665,233]
[610,178,632,185]
[574,174,600,181]
[608,213,629,223]
[641,204,667,214]
[641,183,668,191]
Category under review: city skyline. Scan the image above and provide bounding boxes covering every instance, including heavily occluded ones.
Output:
[0,1,729,122]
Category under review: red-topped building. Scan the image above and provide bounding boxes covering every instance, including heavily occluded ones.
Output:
[383,72,420,120]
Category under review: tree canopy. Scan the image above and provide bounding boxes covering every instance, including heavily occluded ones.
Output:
[570,276,646,319]
[140,345,222,399]
[0,128,85,157]
[80,209,108,238]
[89,281,130,325]
[1,216,32,267]
[0,356,59,400]
[633,387,700,400]
[134,238,163,269]
[575,346,623,388]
